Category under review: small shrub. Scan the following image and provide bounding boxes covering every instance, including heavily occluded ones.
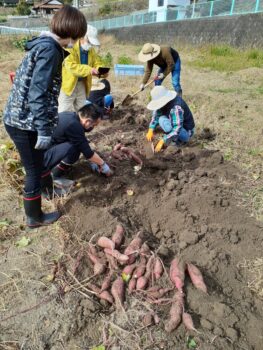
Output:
[100,52,113,67]
[99,3,111,16]
[16,0,31,16]
[118,55,133,65]
[210,45,234,57]
[12,37,29,51]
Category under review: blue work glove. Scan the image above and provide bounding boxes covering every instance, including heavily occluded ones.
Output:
[89,162,100,172]
[100,162,111,175]
[35,136,52,150]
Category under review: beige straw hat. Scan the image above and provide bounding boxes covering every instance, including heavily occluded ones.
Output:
[90,79,105,91]
[147,86,177,111]
[138,43,161,62]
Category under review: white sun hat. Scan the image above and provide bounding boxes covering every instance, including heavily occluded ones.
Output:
[147,86,177,111]
[85,25,100,46]
[138,43,161,62]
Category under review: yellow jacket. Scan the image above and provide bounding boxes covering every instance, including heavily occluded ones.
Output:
[61,40,102,96]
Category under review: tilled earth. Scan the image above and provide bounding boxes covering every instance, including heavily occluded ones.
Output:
[0,104,263,350]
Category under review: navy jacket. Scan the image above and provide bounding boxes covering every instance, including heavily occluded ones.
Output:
[4,35,67,136]
[160,96,195,131]
[52,112,94,159]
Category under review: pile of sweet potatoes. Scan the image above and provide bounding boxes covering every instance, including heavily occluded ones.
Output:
[82,224,207,333]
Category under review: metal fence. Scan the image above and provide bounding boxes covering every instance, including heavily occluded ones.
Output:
[91,0,262,30]
[0,0,262,35]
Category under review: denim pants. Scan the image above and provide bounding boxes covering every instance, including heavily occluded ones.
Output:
[5,124,45,196]
[43,142,81,169]
[155,58,182,94]
[159,116,194,144]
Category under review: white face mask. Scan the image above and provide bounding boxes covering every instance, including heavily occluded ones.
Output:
[81,43,92,51]
[67,40,74,49]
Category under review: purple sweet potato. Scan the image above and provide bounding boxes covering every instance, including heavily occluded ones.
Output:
[169,257,186,291]
[112,224,124,249]
[153,257,163,280]
[187,263,208,293]
[111,277,125,308]
[104,248,129,264]
[136,276,148,290]
[165,291,184,333]
[133,257,147,278]
[97,237,115,250]
[128,278,137,294]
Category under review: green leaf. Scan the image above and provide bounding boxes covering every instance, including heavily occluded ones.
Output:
[187,337,197,349]
[121,272,131,283]
[91,345,105,350]
[15,236,32,248]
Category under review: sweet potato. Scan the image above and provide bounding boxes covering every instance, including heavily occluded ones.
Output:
[111,150,124,160]
[122,262,137,276]
[113,143,123,151]
[97,237,115,250]
[147,287,172,299]
[88,283,100,294]
[87,243,98,256]
[129,150,143,165]
[100,271,113,292]
[124,233,143,264]
[136,276,148,290]
[112,224,124,249]
[187,263,207,293]
[165,292,184,333]
[94,261,106,276]
[99,291,114,304]
[182,312,198,332]
[111,277,125,308]
[169,257,186,291]
[142,313,154,327]
[87,251,100,265]
[153,257,164,280]
[133,257,147,278]
[140,242,151,256]
[105,253,119,270]
[128,278,137,294]
[104,248,129,263]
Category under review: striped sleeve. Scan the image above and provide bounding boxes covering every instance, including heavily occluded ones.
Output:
[149,110,161,129]
[163,106,183,143]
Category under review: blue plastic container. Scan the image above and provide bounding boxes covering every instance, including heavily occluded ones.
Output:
[114,64,145,76]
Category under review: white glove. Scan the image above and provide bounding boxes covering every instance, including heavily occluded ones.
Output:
[35,136,52,150]
[140,83,145,91]
[89,162,99,172]
[157,73,164,80]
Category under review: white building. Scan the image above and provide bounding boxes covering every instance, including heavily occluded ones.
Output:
[149,0,191,21]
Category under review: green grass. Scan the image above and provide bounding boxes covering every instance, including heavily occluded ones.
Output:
[189,45,263,72]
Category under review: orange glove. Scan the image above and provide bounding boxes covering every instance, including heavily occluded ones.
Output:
[155,139,164,153]
[146,129,154,142]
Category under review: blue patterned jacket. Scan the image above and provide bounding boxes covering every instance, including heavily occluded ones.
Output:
[4,35,67,136]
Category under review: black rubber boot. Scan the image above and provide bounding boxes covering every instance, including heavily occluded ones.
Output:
[23,194,61,229]
[52,162,72,178]
[41,172,66,199]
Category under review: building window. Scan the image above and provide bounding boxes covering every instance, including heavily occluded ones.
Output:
[158,0,164,6]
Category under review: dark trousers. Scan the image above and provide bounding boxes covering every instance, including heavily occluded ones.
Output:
[5,124,45,197]
[43,142,81,169]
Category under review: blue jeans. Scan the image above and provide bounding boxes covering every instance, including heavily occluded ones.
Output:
[159,116,194,144]
[5,124,44,196]
[155,58,182,94]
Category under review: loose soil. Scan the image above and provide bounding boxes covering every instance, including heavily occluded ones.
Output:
[0,38,263,350]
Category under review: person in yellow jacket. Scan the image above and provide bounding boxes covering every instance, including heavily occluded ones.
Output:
[58,25,102,113]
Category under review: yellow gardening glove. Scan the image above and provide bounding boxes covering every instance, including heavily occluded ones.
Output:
[146,129,154,142]
[155,139,165,153]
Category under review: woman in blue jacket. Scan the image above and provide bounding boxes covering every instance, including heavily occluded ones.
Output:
[3,6,87,228]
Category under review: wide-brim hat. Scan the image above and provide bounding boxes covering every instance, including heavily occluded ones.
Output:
[90,79,105,91]
[147,86,177,110]
[85,24,100,46]
[138,43,161,62]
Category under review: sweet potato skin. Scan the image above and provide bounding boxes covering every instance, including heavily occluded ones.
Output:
[112,224,124,249]
[169,257,186,291]
[97,237,115,250]
[187,263,208,293]
[111,277,125,308]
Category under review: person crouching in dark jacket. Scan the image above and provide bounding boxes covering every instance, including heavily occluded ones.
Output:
[3,5,87,229]
[87,79,114,119]
[44,103,113,179]
[146,86,195,153]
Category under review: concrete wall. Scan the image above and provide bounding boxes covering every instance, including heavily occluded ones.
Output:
[101,13,263,48]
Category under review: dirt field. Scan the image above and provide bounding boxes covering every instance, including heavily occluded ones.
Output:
[0,36,263,350]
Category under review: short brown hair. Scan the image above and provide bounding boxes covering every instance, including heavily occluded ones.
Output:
[51,5,87,40]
